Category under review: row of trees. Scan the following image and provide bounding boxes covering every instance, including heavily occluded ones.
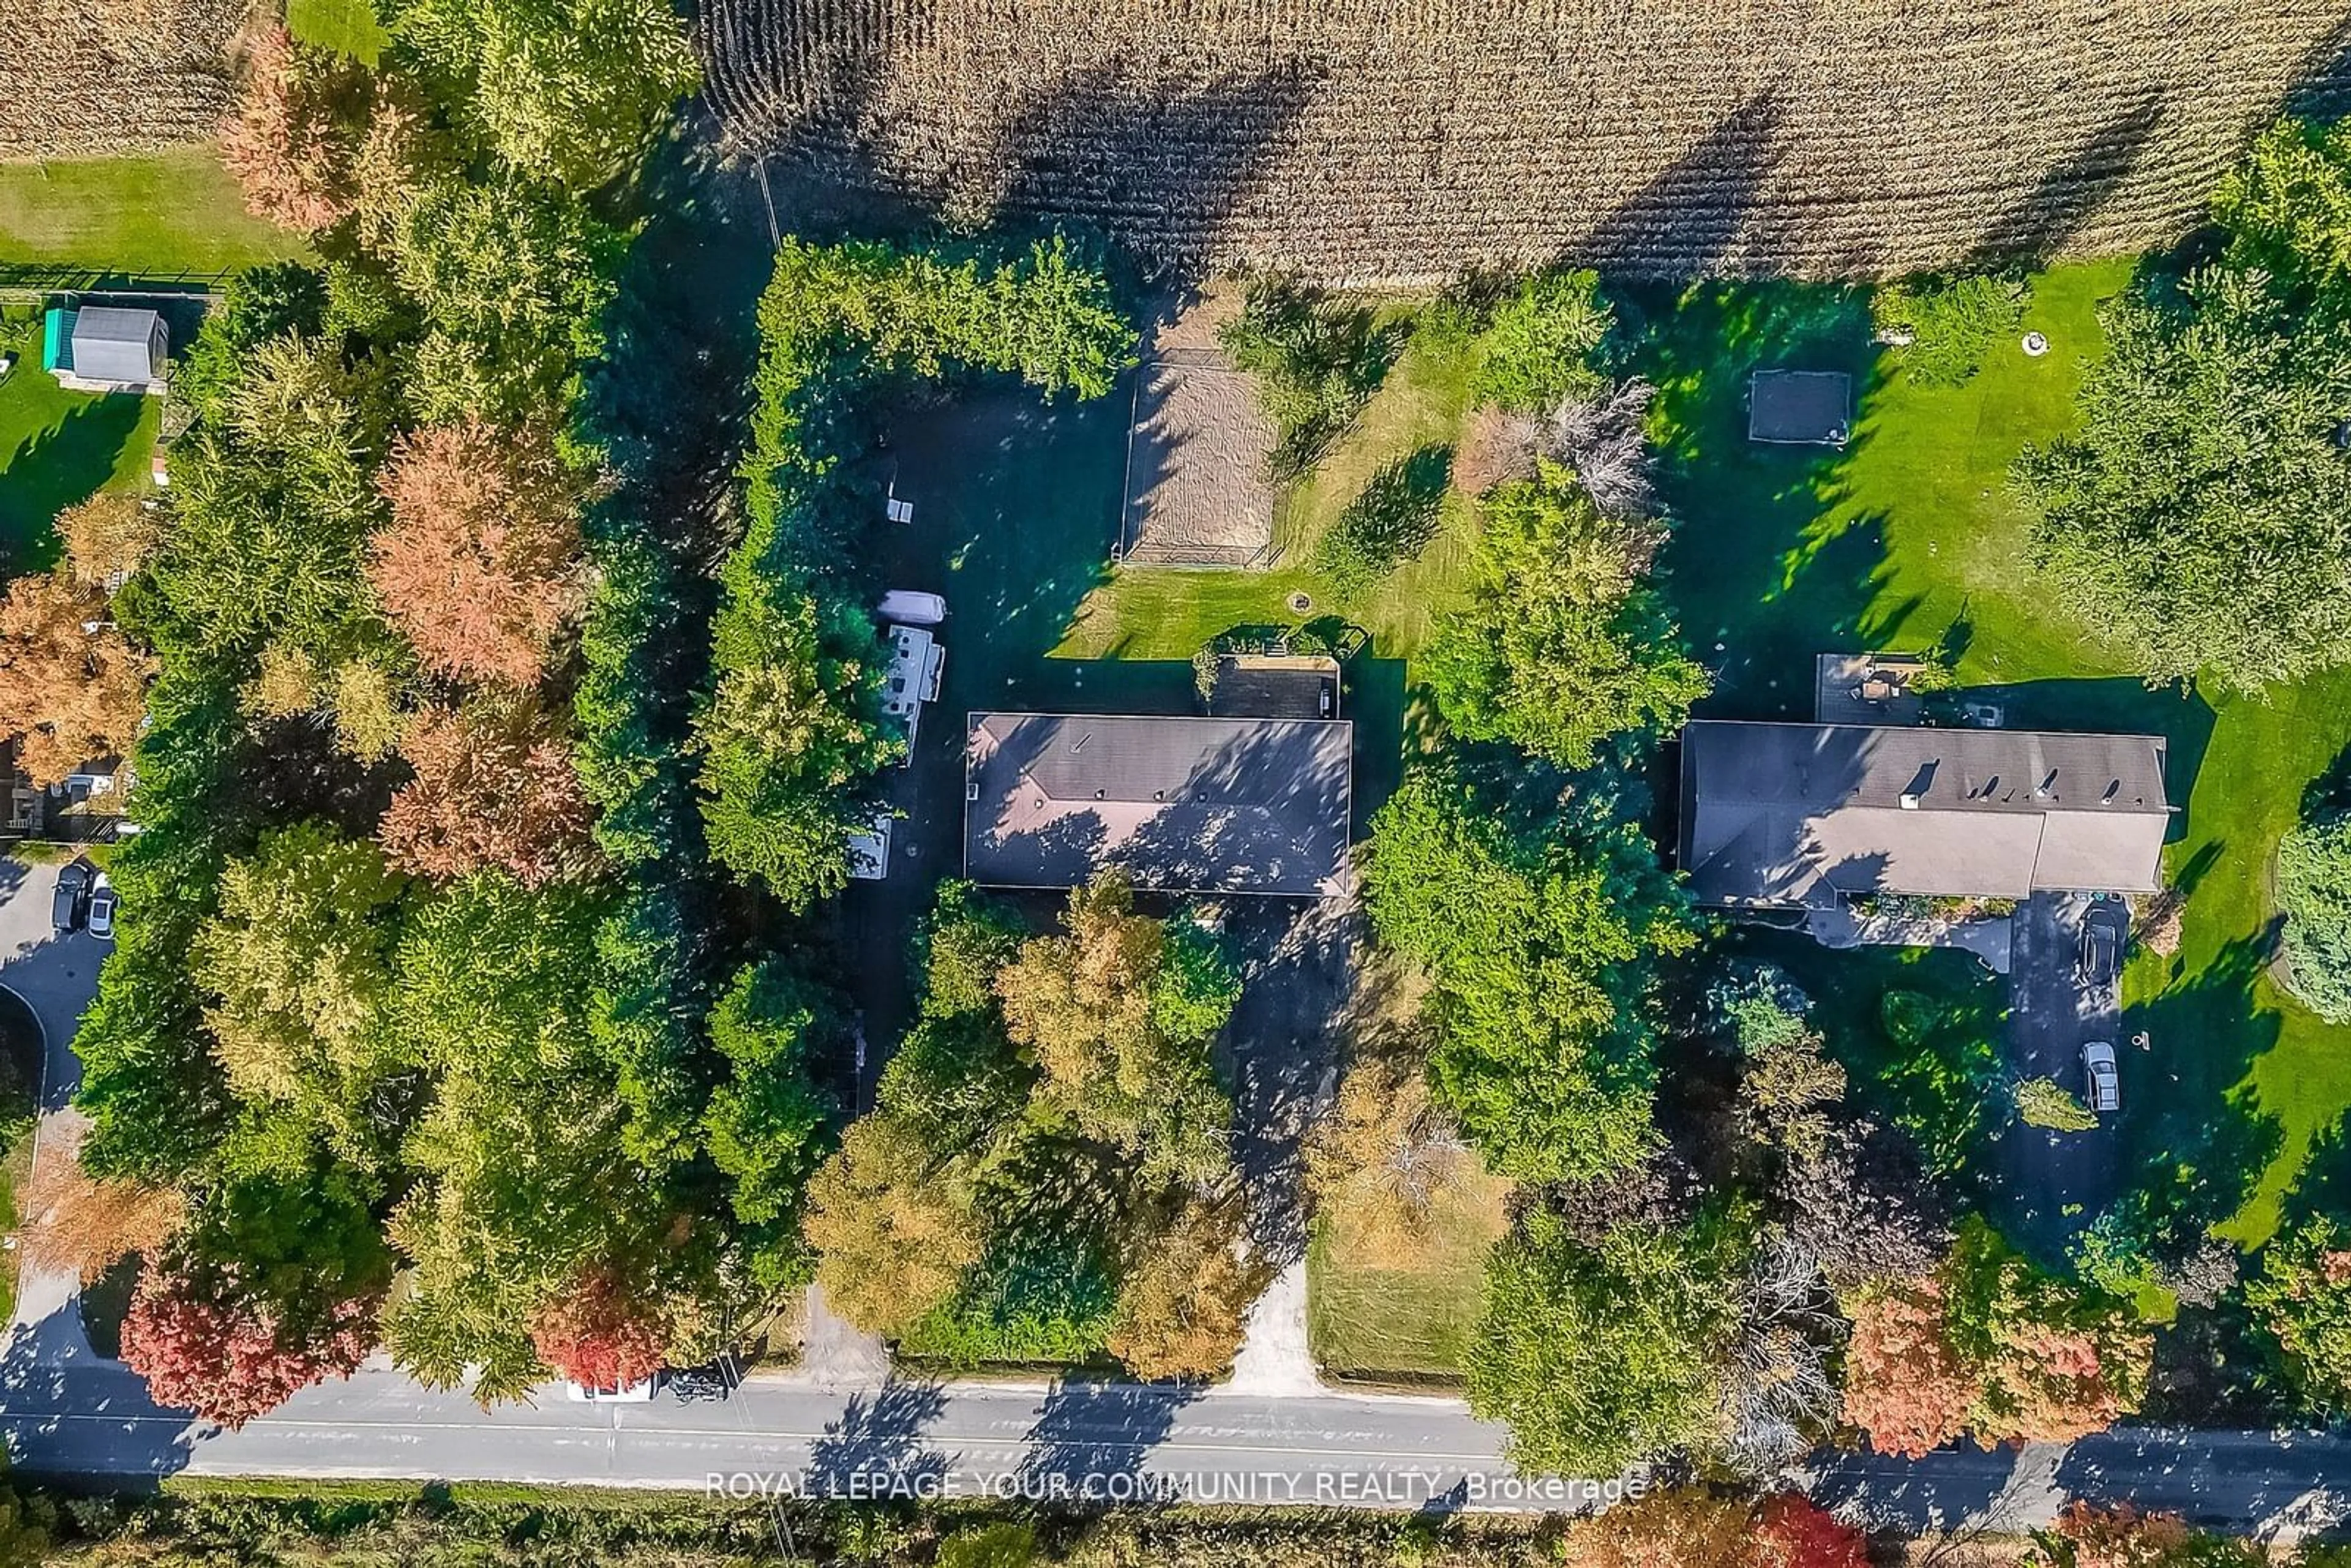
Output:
[13,0,803,1424]
[698,237,1134,907]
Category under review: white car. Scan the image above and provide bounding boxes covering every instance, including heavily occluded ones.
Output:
[2081,1040,2120,1114]
[86,873,118,940]
[566,1374,659,1402]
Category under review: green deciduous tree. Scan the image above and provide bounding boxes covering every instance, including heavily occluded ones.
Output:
[1218,275,1400,478]
[1426,462,1709,767]
[1466,1204,1748,1476]
[2016,124,2351,691]
[1471,269,1611,410]
[380,874,651,1400]
[696,582,897,907]
[2277,805,2351,1022]
[190,822,410,1165]
[702,959,837,1289]
[390,0,696,190]
[1363,773,1691,1182]
[996,874,1239,1187]
[2247,1212,2351,1412]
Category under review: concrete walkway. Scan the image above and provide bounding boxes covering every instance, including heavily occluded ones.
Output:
[789,1283,888,1391]
[1222,1257,1322,1398]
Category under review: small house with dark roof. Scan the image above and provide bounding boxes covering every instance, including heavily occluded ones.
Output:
[964,711,1352,897]
[1678,718,2170,909]
[43,306,169,394]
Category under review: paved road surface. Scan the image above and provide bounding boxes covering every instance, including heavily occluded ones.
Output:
[11,1347,2351,1534]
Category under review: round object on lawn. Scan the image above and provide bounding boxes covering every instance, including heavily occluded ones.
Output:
[2022,330,2050,357]
[1287,591,1313,615]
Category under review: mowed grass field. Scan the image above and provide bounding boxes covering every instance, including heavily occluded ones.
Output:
[0,144,306,276]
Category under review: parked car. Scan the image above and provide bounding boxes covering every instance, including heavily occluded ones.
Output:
[565,1373,660,1402]
[2082,1039,2121,1114]
[87,872,118,940]
[2077,902,2124,989]
[50,860,89,934]
[668,1363,735,1404]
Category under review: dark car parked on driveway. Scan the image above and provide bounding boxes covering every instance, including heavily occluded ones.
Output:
[2077,900,2125,991]
[51,860,91,934]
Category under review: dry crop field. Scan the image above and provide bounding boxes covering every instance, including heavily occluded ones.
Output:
[1,0,242,160]
[700,0,2351,283]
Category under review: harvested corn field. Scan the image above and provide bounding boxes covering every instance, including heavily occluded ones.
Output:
[700,0,2351,282]
[1,0,242,160]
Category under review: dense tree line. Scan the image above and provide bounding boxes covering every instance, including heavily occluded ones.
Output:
[25,0,814,1421]
[699,237,1133,907]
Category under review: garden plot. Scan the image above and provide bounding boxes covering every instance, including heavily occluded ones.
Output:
[1120,293,1278,568]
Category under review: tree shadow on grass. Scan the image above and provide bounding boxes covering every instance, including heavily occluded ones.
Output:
[0,394,143,576]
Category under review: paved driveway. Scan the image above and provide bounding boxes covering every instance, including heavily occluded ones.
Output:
[0,856,110,1361]
[2000,891,2123,1255]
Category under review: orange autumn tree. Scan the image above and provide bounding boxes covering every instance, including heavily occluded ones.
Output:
[528,1266,669,1390]
[219,26,370,231]
[370,418,587,689]
[1845,1221,2151,1458]
[54,492,162,589]
[15,1126,183,1286]
[380,701,599,887]
[0,569,152,785]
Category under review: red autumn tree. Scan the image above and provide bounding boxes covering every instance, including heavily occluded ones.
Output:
[119,1258,376,1430]
[1555,1488,1868,1568]
[529,1266,668,1390]
[379,701,599,887]
[1842,1274,1974,1458]
[0,569,153,786]
[370,418,586,689]
[219,26,367,231]
[1752,1493,1871,1568]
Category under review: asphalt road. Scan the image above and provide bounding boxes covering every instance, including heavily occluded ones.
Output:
[13,1350,2351,1534]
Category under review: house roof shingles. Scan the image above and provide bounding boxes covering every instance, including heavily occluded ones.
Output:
[1678,719,2170,908]
[964,711,1352,897]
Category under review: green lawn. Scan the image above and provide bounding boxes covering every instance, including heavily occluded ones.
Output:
[0,144,308,276]
[0,308,157,569]
[287,0,391,62]
[1641,260,2351,1247]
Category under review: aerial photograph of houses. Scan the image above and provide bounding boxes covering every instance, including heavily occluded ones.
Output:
[5,0,2351,1563]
